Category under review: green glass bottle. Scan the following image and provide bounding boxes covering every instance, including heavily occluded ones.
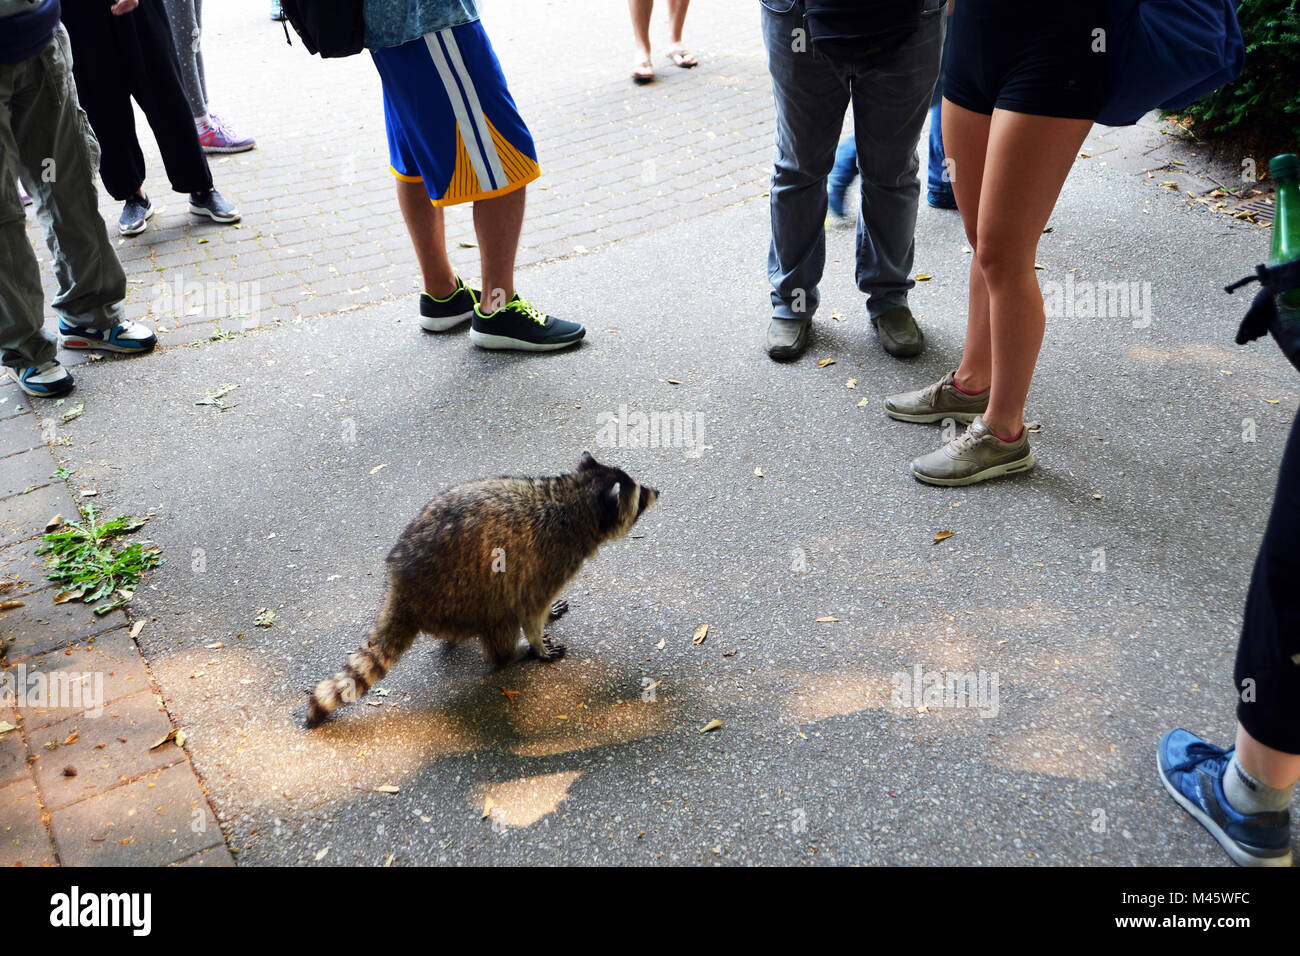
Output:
[1271,153,1300,324]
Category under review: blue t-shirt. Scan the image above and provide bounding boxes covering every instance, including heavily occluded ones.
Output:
[363,0,480,50]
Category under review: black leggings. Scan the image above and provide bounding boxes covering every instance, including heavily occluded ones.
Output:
[1236,406,1300,754]
[59,0,212,200]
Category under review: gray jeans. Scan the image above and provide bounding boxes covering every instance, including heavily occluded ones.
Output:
[0,26,126,369]
[162,0,207,119]
[762,0,944,321]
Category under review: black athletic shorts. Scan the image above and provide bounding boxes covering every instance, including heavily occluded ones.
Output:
[942,0,1107,120]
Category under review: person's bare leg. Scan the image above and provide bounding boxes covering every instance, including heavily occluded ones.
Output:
[396,178,456,298]
[1236,724,1300,790]
[667,0,691,49]
[970,109,1092,440]
[629,0,654,75]
[473,185,526,314]
[941,97,992,395]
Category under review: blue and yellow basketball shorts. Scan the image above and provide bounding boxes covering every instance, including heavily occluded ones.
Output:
[371,21,540,206]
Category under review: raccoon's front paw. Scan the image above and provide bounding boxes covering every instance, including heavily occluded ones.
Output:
[538,635,567,661]
[548,599,569,621]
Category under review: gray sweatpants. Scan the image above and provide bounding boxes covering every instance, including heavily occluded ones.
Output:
[0,25,126,369]
[162,0,207,119]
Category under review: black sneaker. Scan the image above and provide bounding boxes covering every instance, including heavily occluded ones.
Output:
[119,193,154,236]
[420,278,478,332]
[469,295,584,352]
[189,188,240,224]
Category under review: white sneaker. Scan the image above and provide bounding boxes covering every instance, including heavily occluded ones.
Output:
[7,360,74,397]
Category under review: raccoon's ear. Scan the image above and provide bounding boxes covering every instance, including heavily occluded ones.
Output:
[579,450,600,471]
[596,479,621,531]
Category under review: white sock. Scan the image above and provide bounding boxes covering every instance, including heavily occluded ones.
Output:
[1223,754,1295,814]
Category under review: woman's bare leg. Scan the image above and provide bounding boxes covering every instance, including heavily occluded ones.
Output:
[1236,724,1300,791]
[967,109,1092,439]
[941,97,992,395]
[629,0,654,71]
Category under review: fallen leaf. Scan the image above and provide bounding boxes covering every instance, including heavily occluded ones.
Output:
[933,529,955,544]
[129,621,146,639]
[175,729,186,749]
[655,638,665,650]
[0,722,20,736]
[63,730,78,746]
[816,357,836,368]
[59,403,85,424]
[693,624,709,645]
[482,796,495,820]
[369,463,388,475]
[699,719,723,734]
[846,378,858,389]
[0,600,24,611]
[815,615,839,623]
[831,311,844,322]
[1092,493,1103,500]
[254,608,276,627]
[457,241,477,248]
[374,785,400,794]
[44,514,63,532]
[857,397,869,407]
[500,687,520,703]
[314,847,329,861]
[753,467,764,478]
[204,641,224,649]
[666,378,682,385]
[914,273,932,281]
[149,729,178,751]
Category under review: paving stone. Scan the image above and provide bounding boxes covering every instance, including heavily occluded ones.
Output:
[0,585,124,663]
[0,776,56,866]
[0,448,55,500]
[29,690,181,812]
[0,538,53,597]
[0,704,26,789]
[15,630,149,728]
[50,762,222,866]
[169,844,235,867]
[0,410,43,458]
[0,482,77,548]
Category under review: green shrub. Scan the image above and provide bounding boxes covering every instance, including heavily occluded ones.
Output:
[1177,0,1300,148]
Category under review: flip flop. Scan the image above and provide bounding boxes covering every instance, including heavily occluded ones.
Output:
[666,47,698,69]
[633,59,655,84]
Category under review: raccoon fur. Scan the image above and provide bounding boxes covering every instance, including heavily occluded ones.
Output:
[305,452,658,728]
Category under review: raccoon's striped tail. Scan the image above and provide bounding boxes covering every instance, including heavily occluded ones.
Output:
[306,597,416,728]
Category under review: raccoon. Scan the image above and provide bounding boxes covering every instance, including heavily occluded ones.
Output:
[305,452,658,728]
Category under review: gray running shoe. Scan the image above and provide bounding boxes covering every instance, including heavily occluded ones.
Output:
[910,415,1034,486]
[885,370,988,424]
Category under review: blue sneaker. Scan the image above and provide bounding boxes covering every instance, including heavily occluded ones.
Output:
[59,319,157,355]
[1157,729,1293,867]
[927,187,957,210]
[6,360,74,398]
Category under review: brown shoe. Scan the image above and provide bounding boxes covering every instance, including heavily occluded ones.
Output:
[910,416,1034,487]
[884,370,989,424]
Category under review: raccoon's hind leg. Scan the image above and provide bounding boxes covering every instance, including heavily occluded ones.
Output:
[524,613,566,662]
[306,596,419,728]
[481,625,523,670]
[548,600,568,621]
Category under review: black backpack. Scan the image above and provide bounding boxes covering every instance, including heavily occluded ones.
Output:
[279,0,366,58]
[803,0,926,67]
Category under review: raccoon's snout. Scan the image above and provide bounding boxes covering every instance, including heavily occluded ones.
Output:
[637,485,659,517]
